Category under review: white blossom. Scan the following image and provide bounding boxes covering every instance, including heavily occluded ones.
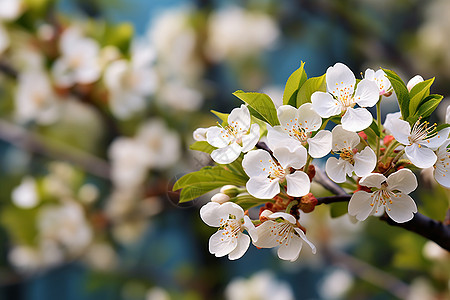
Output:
[432,140,450,188]
[12,176,39,209]
[407,75,424,92]
[364,68,391,96]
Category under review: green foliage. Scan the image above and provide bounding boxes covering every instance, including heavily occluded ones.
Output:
[296,74,326,107]
[409,77,434,114]
[408,94,443,124]
[210,110,228,123]
[231,193,269,211]
[102,22,134,53]
[233,91,279,127]
[382,68,410,120]
[283,62,308,107]
[329,201,348,218]
[189,141,215,154]
[0,206,38,245]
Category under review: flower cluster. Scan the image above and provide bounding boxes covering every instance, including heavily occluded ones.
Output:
[181,62,450,261]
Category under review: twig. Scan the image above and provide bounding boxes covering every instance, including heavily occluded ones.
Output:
[313,166,347,196]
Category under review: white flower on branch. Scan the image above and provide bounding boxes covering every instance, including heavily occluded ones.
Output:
[432,140,450,188]
[348,168,418,223]
[325,125,376,183]
[267,103,332,158]
[253,212,316,262]
[311,62,379,131]
[206,105,260,164]
[364,68,391,96]
[200,202,255,260]
[242,145,310,199]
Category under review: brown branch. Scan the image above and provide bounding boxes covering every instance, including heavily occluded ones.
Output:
[313,166,347,196]
[317,195,450,251]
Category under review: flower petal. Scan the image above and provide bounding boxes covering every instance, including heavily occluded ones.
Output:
[359,173,387,189]
[307,130,332,158]
[242,215,258,242]
[228,234,250,260]
[341,107,373,132]
[277,233,302,261]
[332,125,360,151]
[206,126,231,148]
[407,75,424,92]
[241,123,260,152]
[326,157,351,183]
[388,118,411,145]
[242,149,272,177]
[211,143,242,164]
[353,146,377,177]
[277,105,298,129]
[269,212,297,224]
[246,176,280,199]
[209,230,237,257]
[422,127,450,150]
[218,202,245,220]
[294,227,316,254]
[200,202,223,227]
[273,145,307,170]
[267,126,302,150]
[353,79,380,108]
[405,143,437,168]
[434,162,450,188]
[228,104,251,132]
[297,103,322,132]
[326,62,356,95]
[386,168,418,194]
[311,91,342,118]
[348,191,375,221]
[285,171,311,197]
[383,112,402,135]
[253,221,281,248]
[386,193,417,223]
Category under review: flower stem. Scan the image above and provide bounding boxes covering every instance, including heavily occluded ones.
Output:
[376,96,382,160]
[285,200,298,214]
[303,154,313,175]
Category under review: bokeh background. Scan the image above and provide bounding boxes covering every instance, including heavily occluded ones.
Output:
[0,0,449,299]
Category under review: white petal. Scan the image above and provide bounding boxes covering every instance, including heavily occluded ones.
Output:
[311,91,342,118]
[348,191,375,221]
[241,123,260,152]
[242,216,257,241]
[386,193,417,223]
[242,149,272,177]
[206,126,231,148]
[359,173,387,189]
[267,126,302,150]
[297,103,322,132]
[325,157,350,183]
[374,69,391,94]
[434,163,450,188]
[211,143,242,164]
[388,118,412,145]
[405,143,437,168]
[228,234,250,260]
[307,130,332,158]
[364,69,375,81]
[353,147,377,177]
[269,212,296,224]
[341,107,373,132]
[294,227,316,254]
[0,24,10,54]
[383,112,402,135]
[228,104,251,132]
[209,230,237,257]
[386,168,418,194]
[326,62,356,95]
[277,105,298,129]
[193,127,208,141]
[446,105,450,124]
[200,202,222,227]
[273,145,307,169]
[354,79,380,107]
[277,233,302,261]
[253,221,281,248]
[422,128,450,150]
[218,202,245,220]
[285,171,310,197]
[406,75,424,92]
[332,125,360,151]
[246,177,280,199]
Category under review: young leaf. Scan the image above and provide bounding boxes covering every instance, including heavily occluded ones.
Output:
[283,61,308,106]
[190,141,215,154]
[414,94,443,119]
[382,69,410,120]
[409,77,434,116]
[179,183,223,203]
[233,91,280,126]
[296,74,326,107]
[211,110,229,123]
[368,119,381,137]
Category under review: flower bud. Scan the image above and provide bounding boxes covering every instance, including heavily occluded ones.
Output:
[259,209,273,222]
[406,75,424,92]
[220,185,239,197]
[193,128,208,141]
[211,193,230,204]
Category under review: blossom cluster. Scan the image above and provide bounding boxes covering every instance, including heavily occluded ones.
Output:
[181,62,450,262]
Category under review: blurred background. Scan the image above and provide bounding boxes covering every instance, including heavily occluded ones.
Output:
[0,0,449,299]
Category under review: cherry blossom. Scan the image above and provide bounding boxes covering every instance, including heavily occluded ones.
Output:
[267,103,332,158]
[311,62,379,131]
[325,125,376,183]
[388,118,450,168]
[348,169,418,223]
[432,140,450,188]
[200,202,255,260]
[364,68,391,96]
[206,105,260,164]
[242,145,310,199]
[407,75,424,92]
[253,212,316,262]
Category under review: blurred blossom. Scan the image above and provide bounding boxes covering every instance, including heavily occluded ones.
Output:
[105,188,138,220]
[78,183,100,204]
[38,201,93,255]
[422,241,449,261]
[262,85,284,108]
[407,278,437,300]
[158,80,203,111]
[83,242,118,271]
[318,268,353,300]
[0,0,23,21]
[52,27,101,87]
[9,240,64,272]
[146,287,171,300]
[206,6,279,62]
[112,218,148,244]
[225,271,294,300]
[104,42,158,119]
[0,24,8,54]
[43,162,79,198]
[15,68,61,125]
[12,176,39,209]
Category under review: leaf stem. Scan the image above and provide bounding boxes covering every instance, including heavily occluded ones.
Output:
[286,200,298,214]
[376,96,382,160]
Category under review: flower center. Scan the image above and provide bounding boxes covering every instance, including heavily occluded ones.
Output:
[370,184,395,213]
[275,222,295,246]
[331,83,355,110]
[220,121,246,145]
[339,149,355,164]
[267,159,286,181]
[219,215,242,240]
[408,120,437,145]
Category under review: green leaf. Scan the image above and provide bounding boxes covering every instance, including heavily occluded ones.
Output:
[283,61,308,106]
[436,123,450,132]
[409,77,434,115]
[211,110,228,123]
[1,206,38,245]
[368,119,381,137]
[189,141,215,154]
[233,91,280,126]
[178,183,223,203]
[296,74,326,107]
[414,94,443,119]
[231,194,269,211]
[382,68,410,120]
[329,201,348,218]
